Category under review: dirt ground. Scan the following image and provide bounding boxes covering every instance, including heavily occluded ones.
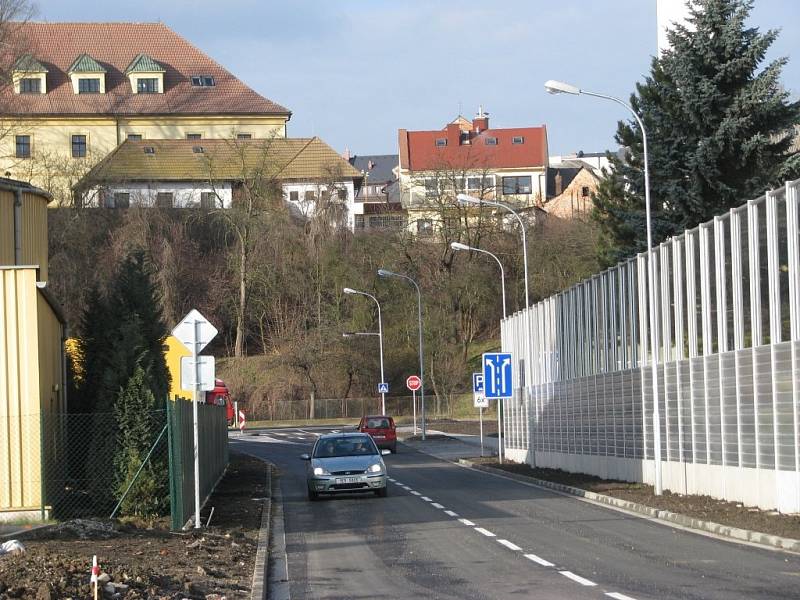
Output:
[0,453,267,599]
[470,457,800,541]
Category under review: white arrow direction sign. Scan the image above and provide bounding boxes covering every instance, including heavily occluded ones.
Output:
[171,309,218,354]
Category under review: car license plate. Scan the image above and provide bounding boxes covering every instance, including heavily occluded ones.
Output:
[374,435,385,439]
[337,477,359,484]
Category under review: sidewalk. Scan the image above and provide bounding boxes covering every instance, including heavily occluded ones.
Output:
[397,425,497,461]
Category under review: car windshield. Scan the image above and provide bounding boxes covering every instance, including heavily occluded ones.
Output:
[367,418,390,429]
[314,437,378,458]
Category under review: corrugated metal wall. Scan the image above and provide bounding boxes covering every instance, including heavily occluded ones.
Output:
[501,179,800,512]
[0,187,49,281]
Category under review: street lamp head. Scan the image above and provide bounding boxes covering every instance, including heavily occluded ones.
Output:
[450,241,471,251]
[343,287,357,295]
[456,193,479,205]
[377,269,394,278]
[544,79,581,95]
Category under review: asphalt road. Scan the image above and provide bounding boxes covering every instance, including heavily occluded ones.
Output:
[234,426,800,600]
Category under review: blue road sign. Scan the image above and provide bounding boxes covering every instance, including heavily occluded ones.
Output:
[482,352,513,399]
[472,372,484,393]
[378,382,389,394]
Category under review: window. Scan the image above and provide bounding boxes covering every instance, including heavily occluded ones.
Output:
[354,214,365,230]
[304,190,316,202]
[581,186,591,198]
[137,78,159,93]
[417,219,433,236]
[237,133,252,140]
[512,136,524,145]
[485,137,498,146]
[19,78,40,93]
[127,134,142,141]
[200,192,215,209]
[424,178,438,197]
[459,131,470,145]
[190,76,215,87]
[155,192,173,208]
[112,193,130,209]
[467,175,494,191]
[435,138,447,147]
[143,146,156,155]
[337,188,347,201]
[192,146,204,154]
[71,135,87,158]
[186,133,202,140]
[15,135,31,158]
[78,78,100,93]
[289,190,299,202]
[502,175,532,195]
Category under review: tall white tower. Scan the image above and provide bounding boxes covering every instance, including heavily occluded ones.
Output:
[657,0,691,53]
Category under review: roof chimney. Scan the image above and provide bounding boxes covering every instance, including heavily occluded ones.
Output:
[343,147,351,161]
[554,171,563,196]
[473,104,489,133]
[446,122,461,147]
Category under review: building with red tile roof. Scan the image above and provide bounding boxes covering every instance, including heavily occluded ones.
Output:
[398,109,548,236]
[1,22,291,204]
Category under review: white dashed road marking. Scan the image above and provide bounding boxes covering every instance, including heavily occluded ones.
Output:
[410,491,421,496]
[421,496,432,502]
[497,539,522,551]
[559,571,596,587]
[524,553,554,567]
[431,502,445,509]
[474,527,496,537]
[605,593,638,600]
[458,518,475,527]
[444,510,458,517]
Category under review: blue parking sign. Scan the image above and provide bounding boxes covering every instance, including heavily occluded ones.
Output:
[482,352,513,399]
[472,372,484,393]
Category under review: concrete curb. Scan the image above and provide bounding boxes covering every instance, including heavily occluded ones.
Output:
[250,464,273,600]
[458,459,800,554]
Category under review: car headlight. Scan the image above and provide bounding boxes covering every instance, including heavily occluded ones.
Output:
[313,466,329,476]
[368,463,383,473]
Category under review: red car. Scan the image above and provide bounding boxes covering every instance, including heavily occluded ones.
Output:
[358,415,397,453]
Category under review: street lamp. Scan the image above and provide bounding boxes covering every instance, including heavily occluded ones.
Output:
[450,241,508,463]
[377,268,427,440]
[456,194,533,465]
[544,78,663,495]
[343,287,387,415]
[450,242,507,319]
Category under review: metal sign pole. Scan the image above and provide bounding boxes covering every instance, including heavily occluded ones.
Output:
[479,407,484,457]
[192,317,201,529]
[412,389,417,434]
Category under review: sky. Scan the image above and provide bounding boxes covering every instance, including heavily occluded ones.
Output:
[34,0,800,157]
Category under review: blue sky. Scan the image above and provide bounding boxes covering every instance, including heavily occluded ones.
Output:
[35,0,800,156]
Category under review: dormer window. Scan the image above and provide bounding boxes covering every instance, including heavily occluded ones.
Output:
[435,138,447,147]
[143,146,156,155]
[512,136,524,145]
[485,137,498,146]
[12,54,48,94]
[125,53,166,94]
[191,76,215,87]
[68,54,106,94]
[78,78,101,94]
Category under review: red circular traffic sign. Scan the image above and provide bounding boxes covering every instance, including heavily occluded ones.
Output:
[406,375,421,391]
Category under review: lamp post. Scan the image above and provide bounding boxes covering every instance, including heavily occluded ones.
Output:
[450,242,507,319]
[343,287,386,415]
[377,269,427,440]
[456,194,533,465]
[450,241,507,462]
[544,79,663,495]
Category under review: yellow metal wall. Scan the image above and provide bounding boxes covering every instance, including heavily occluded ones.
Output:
[0,268,44,511]
[165,335,193,400]
[0,188,50,281]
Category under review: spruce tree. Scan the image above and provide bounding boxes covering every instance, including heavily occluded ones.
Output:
[593,0,800,264]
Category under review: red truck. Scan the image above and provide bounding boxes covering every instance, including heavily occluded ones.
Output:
[205,379,236,424]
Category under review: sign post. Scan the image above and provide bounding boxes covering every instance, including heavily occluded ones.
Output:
[406,375,421,434]
[482,352,512,464]
[472,373,488,457]
[172,309,218,529]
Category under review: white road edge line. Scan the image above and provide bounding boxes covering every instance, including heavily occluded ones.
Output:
[605,593,638,600]
[497,539,522,551]
[458,518,475,527]
[431,502,445,509]
[421,496,432,502]
[524,553,554,567]
[444,510,458,517]
[559,571,596,587]
[474,527,496,537]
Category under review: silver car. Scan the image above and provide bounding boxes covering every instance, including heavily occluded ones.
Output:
[301,432,389,500]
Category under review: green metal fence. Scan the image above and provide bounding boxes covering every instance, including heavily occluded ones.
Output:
[167,398,229,530]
